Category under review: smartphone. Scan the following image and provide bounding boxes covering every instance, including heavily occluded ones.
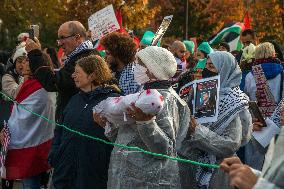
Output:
[29,25,39,40]
[248,101,267,127]
[28,29,34,41]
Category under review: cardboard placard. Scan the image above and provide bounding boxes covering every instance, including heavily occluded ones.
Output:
[88,4,120,41]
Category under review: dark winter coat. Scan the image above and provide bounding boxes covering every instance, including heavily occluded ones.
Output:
[49,86,119,189]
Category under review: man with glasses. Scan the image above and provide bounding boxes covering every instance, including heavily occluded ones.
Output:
[25,21,95,188]
[25,20,94,121]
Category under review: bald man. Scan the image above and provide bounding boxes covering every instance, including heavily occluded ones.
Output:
[170,41,187,72]
[26,21,95,119]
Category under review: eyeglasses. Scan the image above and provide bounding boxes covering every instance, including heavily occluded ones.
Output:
[57,34,77,45]
[243,41,252,46]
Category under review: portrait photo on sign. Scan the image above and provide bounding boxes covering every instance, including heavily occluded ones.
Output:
[193,76,220,124]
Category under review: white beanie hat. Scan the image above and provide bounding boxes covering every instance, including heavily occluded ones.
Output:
[136,46,177,80]
[13,46,27,63]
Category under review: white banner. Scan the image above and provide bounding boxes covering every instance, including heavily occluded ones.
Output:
[88,4,120,41]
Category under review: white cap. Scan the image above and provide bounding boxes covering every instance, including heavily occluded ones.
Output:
[13,47,27,63]
[136,46,177,80]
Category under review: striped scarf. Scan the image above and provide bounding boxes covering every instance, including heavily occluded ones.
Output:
[252,64,277,117]
[64,40,94,64]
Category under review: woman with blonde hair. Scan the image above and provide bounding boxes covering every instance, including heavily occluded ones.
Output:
[244,42,284,170]
[49,54,120,189]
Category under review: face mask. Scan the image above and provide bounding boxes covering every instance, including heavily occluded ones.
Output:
[134,64,150,85]
[202,68,218,78]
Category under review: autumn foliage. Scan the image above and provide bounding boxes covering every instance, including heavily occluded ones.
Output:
[0,0,283,49]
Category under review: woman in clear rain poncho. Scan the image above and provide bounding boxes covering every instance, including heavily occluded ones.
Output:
[178,51,252,189]
[95,46,190,189]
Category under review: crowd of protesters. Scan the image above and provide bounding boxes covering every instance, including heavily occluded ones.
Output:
[0,19,284,189]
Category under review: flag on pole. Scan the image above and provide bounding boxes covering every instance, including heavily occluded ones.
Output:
[243,11,251,30]
[208,22,245,51]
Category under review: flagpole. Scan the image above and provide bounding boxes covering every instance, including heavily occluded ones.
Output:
[185,0,189,40]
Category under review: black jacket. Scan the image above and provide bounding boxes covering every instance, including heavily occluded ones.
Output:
[49,86,120,189]
[28,49,95,120]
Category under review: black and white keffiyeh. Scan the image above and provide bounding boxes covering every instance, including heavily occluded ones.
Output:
[64,40,94,64]
[119,63,140,95]
[270,98,284,127]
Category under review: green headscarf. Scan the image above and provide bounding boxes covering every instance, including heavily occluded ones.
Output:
[197,42,214,54]
[194,58,207,71]
[183,40,195,54]
[140,31,161,47]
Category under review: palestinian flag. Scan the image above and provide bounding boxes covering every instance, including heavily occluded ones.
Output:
[209,22,245,51]
[3,79,55,179]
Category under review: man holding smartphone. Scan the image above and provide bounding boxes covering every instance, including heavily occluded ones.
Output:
[25,20,94,188]
[25,21,94,121]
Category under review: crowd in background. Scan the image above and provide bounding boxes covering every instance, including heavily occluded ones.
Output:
[0,20,284,189]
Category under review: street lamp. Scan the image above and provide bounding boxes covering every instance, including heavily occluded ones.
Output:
[0,19,2,30]
[185,0,189,40]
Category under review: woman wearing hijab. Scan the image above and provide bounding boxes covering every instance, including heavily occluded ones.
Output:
[178,51,252,189]
[96,46,190,188]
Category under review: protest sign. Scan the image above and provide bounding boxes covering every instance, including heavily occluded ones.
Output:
[194,76,220,124]
[179,75,220,124]
[179,81,195,113]
[151,15,173,46]
[88,4,120,41]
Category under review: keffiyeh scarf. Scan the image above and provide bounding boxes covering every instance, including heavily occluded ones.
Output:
[270,98,284,127]
[64,40,93,64]
[118,63,140,95]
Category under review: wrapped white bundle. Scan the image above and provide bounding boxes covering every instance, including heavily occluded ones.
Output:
[93,89,164,125]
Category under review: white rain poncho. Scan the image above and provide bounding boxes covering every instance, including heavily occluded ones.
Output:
[106,87,190,189]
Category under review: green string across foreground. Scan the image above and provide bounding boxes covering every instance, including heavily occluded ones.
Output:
[0,91,220,169]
